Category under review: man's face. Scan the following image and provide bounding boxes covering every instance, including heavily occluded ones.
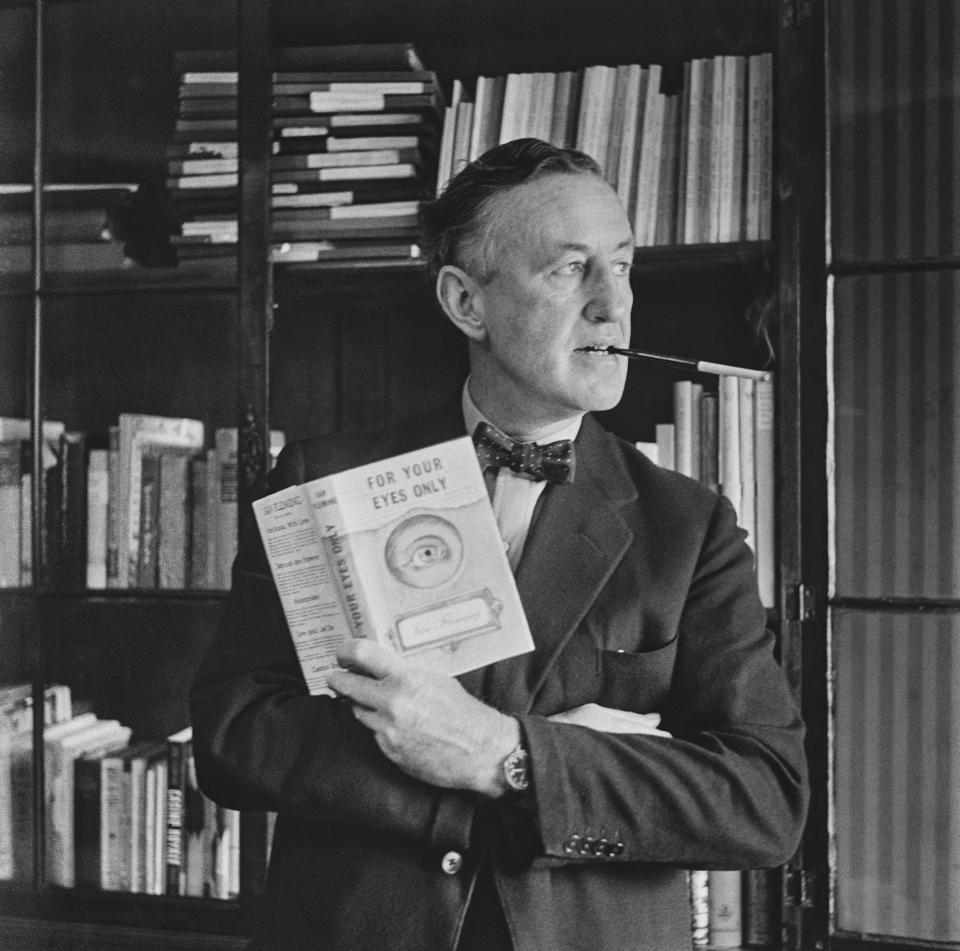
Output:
[468,172,634,431]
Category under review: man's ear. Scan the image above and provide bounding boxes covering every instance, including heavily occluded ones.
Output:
[435,264,487,342]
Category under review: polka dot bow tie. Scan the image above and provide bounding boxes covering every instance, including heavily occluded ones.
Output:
[472,422,576,485]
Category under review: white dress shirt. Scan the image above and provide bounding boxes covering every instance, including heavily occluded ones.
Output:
[462,381,582,572]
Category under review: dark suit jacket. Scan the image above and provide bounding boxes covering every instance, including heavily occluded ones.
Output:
[191,398,808,951]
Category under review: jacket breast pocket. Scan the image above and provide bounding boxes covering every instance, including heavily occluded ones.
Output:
[598,637,677,713]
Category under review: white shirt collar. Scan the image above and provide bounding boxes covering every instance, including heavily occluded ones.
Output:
[461,378,583,445]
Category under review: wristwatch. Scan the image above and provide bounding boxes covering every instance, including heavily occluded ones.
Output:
[501,742,530,793]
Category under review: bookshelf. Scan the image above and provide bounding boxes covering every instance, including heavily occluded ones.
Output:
[0,0,827,949]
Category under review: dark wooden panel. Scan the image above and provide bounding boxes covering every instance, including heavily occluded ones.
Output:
[38,595,226,740]
[39,295,238,436]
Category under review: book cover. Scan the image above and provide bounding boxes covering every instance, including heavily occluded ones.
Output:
[252,436,534,695]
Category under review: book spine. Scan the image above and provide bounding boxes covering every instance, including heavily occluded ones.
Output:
[136,453,161,589]
[86,448,109,588]
[214,428,238,590]
[0,441,22,587]
[158,451,191,589]
[165,733,190,896]
[57,431,88,588]
[189,453,209,589]
[743,868,779,947]
[102,754,128,890]
[738,378,757,553]
[754,378,776,607]
[19,444,32,587]
[708,869,743,948]
[73,755,103,889]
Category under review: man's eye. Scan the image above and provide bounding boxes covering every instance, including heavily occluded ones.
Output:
[557,261,585,275]
[613,260,633,275]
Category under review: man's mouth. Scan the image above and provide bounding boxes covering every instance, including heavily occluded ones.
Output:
[575,345,617,355]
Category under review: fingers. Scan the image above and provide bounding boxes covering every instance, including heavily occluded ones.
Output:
[335,637,400,680]
[547,703,672,736]
[326,667,384,710]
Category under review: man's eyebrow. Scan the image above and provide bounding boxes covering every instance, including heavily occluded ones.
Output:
[549,237,636,254]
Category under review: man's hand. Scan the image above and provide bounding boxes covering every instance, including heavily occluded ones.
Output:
[327,639,519,797]
[548,703,671,736]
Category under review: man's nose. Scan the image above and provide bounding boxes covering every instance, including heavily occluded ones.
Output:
[584,267,632,322]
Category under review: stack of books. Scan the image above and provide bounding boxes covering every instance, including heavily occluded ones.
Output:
[0,184,136,275]
[166,44,442,267]
[437,52,773,247]
[166,51,242,264]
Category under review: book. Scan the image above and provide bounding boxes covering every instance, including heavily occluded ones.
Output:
[252,436,534,695]
[0,441,21,586]
[574,65,617,170]
[188,452,211,589]
[718,375,742,517]
[158,449,194,589]
[213,427,238,591]
[738,378,757,552]
[270,240,422,264]
[55,431,88,588]
[165,725,192,896]
[144,752,168,894]
[135,452,162,588]
[707,869,743,948]
[753,378,776,607]
[85,448,110,588]
[743,868,778,947]
[114,414,205,589]
[469,75,506,161]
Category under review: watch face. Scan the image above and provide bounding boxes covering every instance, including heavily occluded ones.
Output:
[504,748,529,791]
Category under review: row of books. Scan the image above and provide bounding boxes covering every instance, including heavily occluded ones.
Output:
[0,683,239,897]
[689,868,779,949]
[636,375,775,607]
[167,44,440,267]
[0,414,283,591]
[438,53,773,247]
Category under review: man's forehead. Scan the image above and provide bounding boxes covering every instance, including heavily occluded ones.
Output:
[486,174,632,247]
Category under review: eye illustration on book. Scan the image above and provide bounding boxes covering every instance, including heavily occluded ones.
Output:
[384,514,464,588]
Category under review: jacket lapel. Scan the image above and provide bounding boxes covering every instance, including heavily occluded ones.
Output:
[482,416,638,714]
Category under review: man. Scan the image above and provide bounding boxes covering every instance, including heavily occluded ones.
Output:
[191,138,808,951]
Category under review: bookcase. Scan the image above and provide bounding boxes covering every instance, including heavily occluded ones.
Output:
[0,0,828,949]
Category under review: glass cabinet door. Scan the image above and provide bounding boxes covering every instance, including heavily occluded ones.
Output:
[828,1,960,945]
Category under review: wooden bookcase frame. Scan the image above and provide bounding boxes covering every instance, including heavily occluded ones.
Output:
[0,0,830,948]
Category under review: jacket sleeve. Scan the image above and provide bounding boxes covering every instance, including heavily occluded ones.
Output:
[189,445,476,853]
[517,492,809,871]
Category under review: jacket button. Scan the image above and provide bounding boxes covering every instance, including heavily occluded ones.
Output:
[441,851,463,875]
